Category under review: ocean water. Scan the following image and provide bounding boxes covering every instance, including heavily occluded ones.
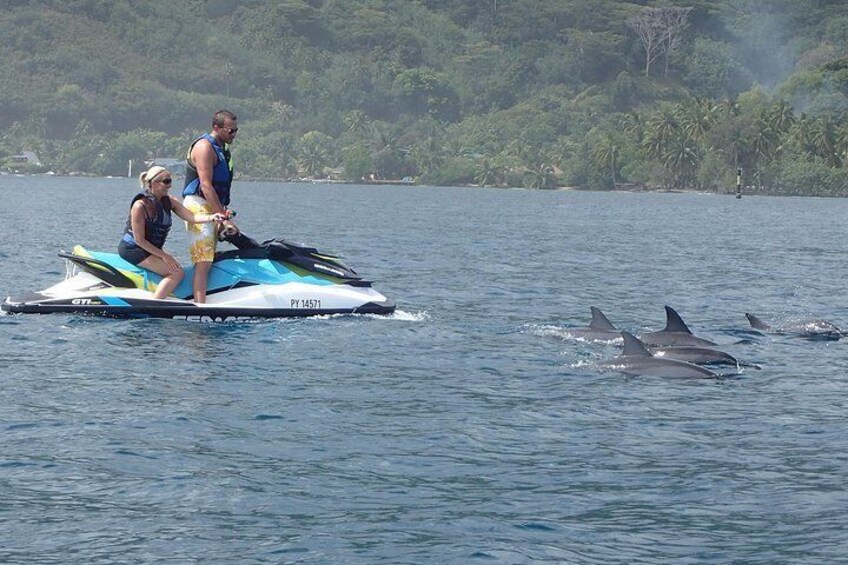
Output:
[1,175,847,564]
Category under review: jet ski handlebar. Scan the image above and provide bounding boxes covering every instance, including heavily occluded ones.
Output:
[217,209,239,240]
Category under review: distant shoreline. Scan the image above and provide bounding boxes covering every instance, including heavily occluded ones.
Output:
[2,170,843,197]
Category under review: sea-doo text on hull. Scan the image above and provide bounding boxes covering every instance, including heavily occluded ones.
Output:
[2,235,395,320]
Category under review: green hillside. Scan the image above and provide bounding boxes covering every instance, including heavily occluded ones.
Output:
[2,0,848,194]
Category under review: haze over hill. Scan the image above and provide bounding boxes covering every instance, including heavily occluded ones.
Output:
[1,0,847,194]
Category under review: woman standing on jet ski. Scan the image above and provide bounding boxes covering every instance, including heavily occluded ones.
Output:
[119,165,226,300]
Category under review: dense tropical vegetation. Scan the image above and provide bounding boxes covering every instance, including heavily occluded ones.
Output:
[2,0,848,195]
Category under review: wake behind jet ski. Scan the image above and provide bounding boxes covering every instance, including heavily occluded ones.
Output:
[2,233,395,320]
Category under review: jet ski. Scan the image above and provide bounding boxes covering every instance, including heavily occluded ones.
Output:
[1,233,395,320]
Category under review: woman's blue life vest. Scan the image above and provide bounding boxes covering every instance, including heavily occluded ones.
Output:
[121,192,173,249]
[182,133,233,206]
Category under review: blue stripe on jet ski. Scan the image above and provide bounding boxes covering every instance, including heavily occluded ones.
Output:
[85,251,336,300]
[100,296,131,307]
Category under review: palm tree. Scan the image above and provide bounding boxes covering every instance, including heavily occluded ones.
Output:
[298,131,333,178]
[272,102,297,125]
[474,158,500,187]
[619,113,644,143]
[675,98,718,146]
[409,132,446,175]
[716,98,740,119]
[749,114,781,169]
[592,135,620,187]
[343,110,369,134]
[550,137,578,171]
[811,114,843,167]
[281,155,299,180]
[368,123,408,157]
[443,131,470,159]
[522,151,557,189]
[505,139,533,168]
[524,163,556,189]
[642,107,680,160]
[788,113,817,157]
[367,123,409,179]
[768,101,795,136]
[662,136,700,188]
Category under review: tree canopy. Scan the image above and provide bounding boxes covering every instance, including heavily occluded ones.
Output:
[2,0,847,195]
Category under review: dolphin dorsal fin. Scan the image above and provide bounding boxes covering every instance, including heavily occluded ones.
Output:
[588,307,618,331]
[745,313,770,330]
[621,331,652,357]
[663,306,692,334]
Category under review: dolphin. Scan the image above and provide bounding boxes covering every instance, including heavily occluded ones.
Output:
[745,313,843,341]
[561,307,623,342]
[596,332,718,378]
[638,306,718,348]
[649,345,743,367]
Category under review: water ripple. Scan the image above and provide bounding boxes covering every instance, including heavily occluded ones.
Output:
[2,180,848,563]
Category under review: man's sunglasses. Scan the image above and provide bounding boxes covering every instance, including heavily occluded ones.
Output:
[221,126,239,134]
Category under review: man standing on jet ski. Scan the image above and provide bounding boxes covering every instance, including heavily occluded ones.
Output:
[182,109,240,303]
[120,166,227,300]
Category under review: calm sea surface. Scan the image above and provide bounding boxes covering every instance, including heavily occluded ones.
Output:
[1,175,847,564]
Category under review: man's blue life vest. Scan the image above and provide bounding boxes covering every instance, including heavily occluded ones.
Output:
[182,133,233,206]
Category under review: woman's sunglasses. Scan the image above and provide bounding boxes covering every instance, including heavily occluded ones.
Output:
[157,177,173,185]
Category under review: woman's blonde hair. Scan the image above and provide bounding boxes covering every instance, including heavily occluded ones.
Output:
[139,165,170,188]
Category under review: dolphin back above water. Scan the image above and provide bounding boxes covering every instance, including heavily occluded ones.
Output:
[588,306,618,332]
[745,313,843,341]
[562,306,623,341]
[650,345,742,367]
[638,306,718,348]
[597,332,718,378]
